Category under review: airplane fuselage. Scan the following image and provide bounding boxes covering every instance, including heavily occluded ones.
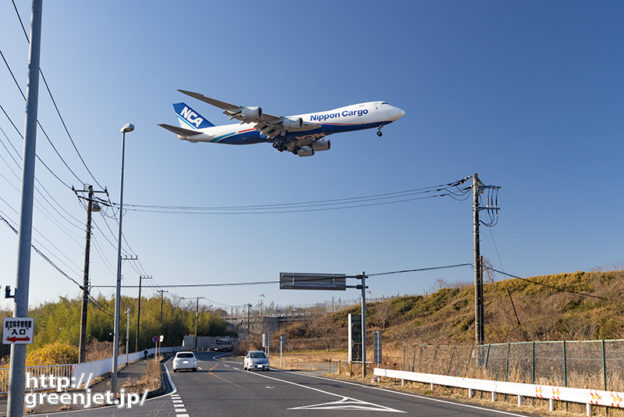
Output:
[177,101,404,145]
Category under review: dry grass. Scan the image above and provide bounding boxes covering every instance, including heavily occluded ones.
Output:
[122,358,161,393]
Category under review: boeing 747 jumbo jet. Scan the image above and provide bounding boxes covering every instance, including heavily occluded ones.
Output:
[158,90,405,157]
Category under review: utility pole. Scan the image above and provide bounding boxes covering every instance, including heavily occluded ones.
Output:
[359,272,367,378]
[135,274,151,352]
[73,185,106,363]
[473,173,483,346]
[181,297,205,351]
[7,1,42,415]
[472,173,500,347]
[156,290,168,322]
[247,303,252,338]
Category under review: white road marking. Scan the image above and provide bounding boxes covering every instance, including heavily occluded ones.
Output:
[175,409,187,413]
[293,371,530,417]
[290,397,404,412]
[236,367,404,413]
[176,414,190,417]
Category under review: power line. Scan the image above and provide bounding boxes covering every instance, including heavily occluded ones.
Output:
[112,193,455,215]
[0,102,72,188]
[368,263,473,277]
[91,280,280,288]
[0,210,83,289]
[484,266,607,300]
[10,0,105,189]
[112,178,472,213]
[1,48,86,186]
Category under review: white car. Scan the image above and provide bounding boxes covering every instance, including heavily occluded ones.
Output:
[244,351,270,371]
[173,351,197,372]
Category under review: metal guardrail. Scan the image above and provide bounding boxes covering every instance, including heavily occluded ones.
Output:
[374,368,623,417]
[0,364,73,394]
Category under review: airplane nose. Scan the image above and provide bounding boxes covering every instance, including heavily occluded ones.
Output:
[392,106,405,121]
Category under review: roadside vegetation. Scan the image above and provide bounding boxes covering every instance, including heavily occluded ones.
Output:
[0,295,233,366]
[277,270,624,350]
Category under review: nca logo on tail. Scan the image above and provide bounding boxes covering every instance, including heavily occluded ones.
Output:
[180,107,204,128]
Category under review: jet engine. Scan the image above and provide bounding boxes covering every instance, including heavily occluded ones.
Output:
[238,106,263,121]
[280,117,303,130]
[311,139,330,151]
[297,146,314,157]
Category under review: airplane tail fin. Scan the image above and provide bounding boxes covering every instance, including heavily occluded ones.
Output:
[173,102,215,130]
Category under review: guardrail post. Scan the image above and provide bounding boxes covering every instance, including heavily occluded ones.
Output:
[586,403,591,417]
[468,388,473,398]
[517,395,522,407]
[491,391,496,402]
[549,398,554,411]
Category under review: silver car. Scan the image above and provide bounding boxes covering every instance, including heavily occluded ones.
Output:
[244,350,270,371]
[173,351,197,372]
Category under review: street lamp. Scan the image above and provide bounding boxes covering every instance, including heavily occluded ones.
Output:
[111,123,134,395]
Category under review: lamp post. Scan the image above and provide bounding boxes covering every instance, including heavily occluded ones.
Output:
[111,123,134,395]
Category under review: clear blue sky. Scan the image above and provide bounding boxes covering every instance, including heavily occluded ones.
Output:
[0,1,622,313]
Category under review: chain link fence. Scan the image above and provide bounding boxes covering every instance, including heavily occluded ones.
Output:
[381,339,624,392]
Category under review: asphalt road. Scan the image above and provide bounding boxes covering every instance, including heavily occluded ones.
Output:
[43,351,530,417]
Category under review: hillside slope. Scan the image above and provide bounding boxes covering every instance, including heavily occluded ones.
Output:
[279,270,624,348]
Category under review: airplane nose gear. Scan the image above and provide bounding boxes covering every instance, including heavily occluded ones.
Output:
[377,126,383,137]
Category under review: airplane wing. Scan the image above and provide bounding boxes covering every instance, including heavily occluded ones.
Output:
[178,89,320,139]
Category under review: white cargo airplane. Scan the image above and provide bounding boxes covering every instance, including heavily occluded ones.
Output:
[158,90,405,157]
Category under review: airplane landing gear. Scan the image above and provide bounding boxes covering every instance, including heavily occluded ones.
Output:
[272,140,286,152]
[377,126,383,137]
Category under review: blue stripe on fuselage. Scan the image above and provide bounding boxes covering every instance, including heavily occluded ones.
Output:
[216,121,392,144]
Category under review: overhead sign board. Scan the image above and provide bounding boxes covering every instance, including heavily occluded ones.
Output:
[3,318,34,344]
[280,273,346,291]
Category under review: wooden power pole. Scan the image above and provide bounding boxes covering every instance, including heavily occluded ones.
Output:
[74,185,105,363]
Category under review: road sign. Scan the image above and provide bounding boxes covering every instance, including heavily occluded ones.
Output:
[152,336,159,343]
[280,273,346,291]
[159,335,164,342]
[262,332,271,348]
[3,318,34,344]
[279,335,287,343]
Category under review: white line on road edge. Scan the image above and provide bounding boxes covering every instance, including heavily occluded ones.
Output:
[290,372,529,417]
[29,357,179,416]
[237,369,404,413]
